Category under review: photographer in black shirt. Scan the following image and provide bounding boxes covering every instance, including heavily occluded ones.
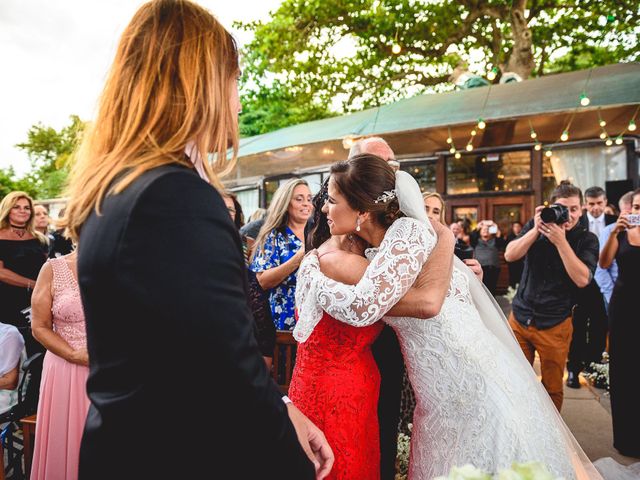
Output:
[504,181,599,410]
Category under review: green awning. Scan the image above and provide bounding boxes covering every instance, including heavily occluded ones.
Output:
[237,63,640,159]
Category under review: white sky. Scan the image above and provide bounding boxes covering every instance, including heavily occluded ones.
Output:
[0,0,283,177]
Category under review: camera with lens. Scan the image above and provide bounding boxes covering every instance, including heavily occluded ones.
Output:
[540,203,569,225]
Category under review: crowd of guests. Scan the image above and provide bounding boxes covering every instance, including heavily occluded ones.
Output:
[2,171,639,479]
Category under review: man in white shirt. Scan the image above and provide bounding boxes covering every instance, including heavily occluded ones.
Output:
[567,186,617,388]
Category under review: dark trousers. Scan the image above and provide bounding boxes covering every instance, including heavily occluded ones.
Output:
[481,265,501,295]
[567,280,608,374]
[372,325,405,480]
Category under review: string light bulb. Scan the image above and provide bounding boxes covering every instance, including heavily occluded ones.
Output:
[477,118,486,129]
[446,137,452,144]
[454,152,461,159]
[560,131,569,142]
[487,67,498,81]
[599,132,607,140]
[579,93,590,106]
[534,143,542,151]
[545,150,553,158]
[449,147,456,154]
[392,43,401,54]
[629,120,637,132]
[599,120,606,127]
[605,138,613,146]
[470,129,477,136]
[530,131,537,139]
[615,137,623,145]
[466,143,473,151]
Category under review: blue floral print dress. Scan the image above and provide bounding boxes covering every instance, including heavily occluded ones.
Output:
[250,227,302,330]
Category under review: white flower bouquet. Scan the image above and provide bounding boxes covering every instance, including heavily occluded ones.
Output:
[432,461,565,480]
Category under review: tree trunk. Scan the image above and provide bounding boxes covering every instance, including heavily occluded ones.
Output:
[506,1,535,79]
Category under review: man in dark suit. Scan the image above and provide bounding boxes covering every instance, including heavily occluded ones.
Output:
[567,186,617,388]
[77,165,332,479]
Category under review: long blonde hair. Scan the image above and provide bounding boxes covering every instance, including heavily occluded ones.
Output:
[0,191,48,245]
[422,191,446,224]
[252,178,309,261]
[61,0,239,241]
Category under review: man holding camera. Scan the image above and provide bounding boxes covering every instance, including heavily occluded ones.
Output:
[505,181,599,410]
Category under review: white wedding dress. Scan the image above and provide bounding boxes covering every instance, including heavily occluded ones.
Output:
[295,214,600,480]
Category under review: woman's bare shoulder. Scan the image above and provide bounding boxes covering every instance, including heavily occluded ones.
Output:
[317,244,368,285]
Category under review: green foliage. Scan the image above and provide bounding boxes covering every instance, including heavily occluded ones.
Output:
[0,167,38,200]
[238,0,640,134]
[239,81,336,137]
[15,115,85,199]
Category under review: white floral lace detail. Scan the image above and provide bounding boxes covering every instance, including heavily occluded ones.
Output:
[297,217,578,479]
[293,217,435,342]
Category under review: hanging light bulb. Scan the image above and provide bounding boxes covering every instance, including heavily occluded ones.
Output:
[449,147,456,154]
[530,131,537,139]
[629,120,637,132]
[392,43,402,54]
[454,152,461,159]
[470,129,477,136]
[599,132,607,140]
[615,137,623,145]
[477,118,486,129]
[446,137,452,144]
[579,93,590,106]
[466,143,473,151]
[560,131,569,142]
[534,143,542,151]
[487,67,498,81]
[605,138,613,146]
[599,119,607,127]
[545,150,553,158]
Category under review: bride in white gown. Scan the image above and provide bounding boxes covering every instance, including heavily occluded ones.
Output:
[294,154,601,480]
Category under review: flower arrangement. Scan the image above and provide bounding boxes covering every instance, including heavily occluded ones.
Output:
[395,428,562,480]
[504,284,518,303]
[395,424,412,480]
[432,462,564,480]
[583,352,609,391]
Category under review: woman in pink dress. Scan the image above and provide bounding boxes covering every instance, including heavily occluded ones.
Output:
[30,250,90,480]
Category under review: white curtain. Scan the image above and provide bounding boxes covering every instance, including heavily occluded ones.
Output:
[235,188,259,220]
[549,145,626,190]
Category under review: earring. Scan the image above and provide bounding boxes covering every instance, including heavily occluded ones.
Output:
[355,218,361,232]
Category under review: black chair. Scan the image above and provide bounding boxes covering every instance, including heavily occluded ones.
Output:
[0,352,44,480]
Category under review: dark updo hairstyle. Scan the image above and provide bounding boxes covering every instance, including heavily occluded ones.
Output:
[307,178,331,250]
[331,154,402,225]
[307,154,402,249]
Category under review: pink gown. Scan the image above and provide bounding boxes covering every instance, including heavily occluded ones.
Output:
[30,257,90,480]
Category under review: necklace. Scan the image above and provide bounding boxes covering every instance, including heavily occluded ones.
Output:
[9,224,27,238]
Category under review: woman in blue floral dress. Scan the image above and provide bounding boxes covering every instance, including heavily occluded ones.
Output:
[250,179,313,331]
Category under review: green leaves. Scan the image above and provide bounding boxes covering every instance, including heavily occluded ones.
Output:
[12,115,85,199]
[238,0,639,135]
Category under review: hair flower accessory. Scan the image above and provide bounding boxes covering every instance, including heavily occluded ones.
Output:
[374,190,397,204]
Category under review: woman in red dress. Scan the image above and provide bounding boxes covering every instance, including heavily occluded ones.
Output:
[288,177,445,480]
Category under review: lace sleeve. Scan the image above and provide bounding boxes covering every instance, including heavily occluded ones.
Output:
[311,217,435,327]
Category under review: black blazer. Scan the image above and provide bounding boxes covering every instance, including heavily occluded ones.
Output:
[77,165,314,479]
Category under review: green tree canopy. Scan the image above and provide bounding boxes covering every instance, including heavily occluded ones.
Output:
[238,0,639,134]
[15,115,85,199]
[0,167,38,200]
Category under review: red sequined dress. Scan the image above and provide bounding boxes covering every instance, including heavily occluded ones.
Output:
[289,311,383,480]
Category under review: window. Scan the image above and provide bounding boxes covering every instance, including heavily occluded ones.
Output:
[447,151,531,194]
[301,173,323,195]
[400,162,436,193]
[234,188,259,220]
[542,145,627,201]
